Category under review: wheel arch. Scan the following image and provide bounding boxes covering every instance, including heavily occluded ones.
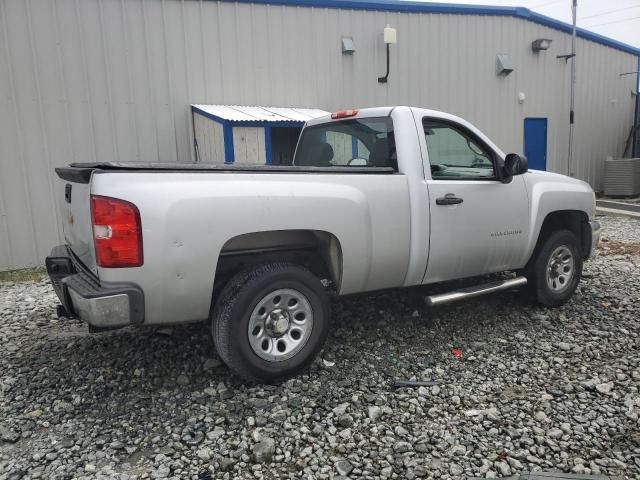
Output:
[527,209,591,266]
[213,229,343,297]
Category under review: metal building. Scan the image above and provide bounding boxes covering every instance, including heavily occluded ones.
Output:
[0,0,638,270]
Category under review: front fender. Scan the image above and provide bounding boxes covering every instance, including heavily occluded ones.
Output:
[522,171,595,264]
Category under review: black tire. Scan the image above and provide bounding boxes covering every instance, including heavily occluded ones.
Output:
[211,262,331,382]
[525,229,583,307]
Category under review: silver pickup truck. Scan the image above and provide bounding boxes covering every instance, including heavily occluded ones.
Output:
[47,106,600,381]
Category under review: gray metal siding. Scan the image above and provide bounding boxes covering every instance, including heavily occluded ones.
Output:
[0,0,637,269]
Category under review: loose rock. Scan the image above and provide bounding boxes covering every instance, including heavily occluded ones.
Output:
[368,406,383,421]
[335,459,353,476]
[0,216,638,479]
[253,438,276,464]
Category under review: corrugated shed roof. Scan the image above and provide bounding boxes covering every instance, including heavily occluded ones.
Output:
[192,104,329,124]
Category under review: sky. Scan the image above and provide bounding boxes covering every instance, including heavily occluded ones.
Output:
[424,0,640,48]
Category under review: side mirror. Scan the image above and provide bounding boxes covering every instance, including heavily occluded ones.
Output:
[504,153,528,178]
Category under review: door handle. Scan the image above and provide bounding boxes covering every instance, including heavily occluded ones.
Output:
[436,193,464,205]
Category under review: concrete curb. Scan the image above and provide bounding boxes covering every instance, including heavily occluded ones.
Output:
[596,206,640,219]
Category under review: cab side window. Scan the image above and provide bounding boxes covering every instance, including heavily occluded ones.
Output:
[423,119,496,180]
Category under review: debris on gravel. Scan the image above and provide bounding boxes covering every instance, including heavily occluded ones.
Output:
[1,215,640,479]
[598,239,640,257]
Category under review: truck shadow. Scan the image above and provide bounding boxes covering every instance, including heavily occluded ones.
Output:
[16,281,541,397]
[322,284,537,366]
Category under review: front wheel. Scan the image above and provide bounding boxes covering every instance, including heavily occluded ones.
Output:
[211,263,331,382]
[525,229,583,307]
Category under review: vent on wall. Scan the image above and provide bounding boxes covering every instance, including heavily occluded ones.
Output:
[604,157,640,196]
[496,54,514,76]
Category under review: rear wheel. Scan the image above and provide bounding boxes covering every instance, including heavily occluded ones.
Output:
[525,229,582,307]
[211,263,330,382]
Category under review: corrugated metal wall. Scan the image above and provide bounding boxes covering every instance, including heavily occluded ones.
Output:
[0,0,637,270]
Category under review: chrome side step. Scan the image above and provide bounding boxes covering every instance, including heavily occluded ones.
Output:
[425,276,527,307]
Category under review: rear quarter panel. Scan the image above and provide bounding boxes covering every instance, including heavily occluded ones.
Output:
[90,171,411,324]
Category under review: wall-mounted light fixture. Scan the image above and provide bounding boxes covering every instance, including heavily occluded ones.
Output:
[378,24,397,83]
[532,38,552,52]
[496,54,514,76]
[342,37,355,55]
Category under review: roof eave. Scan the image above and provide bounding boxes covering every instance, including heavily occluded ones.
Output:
[223,0,640,57]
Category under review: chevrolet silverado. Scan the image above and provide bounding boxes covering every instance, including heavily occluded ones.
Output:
[46,106,600,381]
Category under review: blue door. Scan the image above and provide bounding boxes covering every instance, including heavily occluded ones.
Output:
[524,118,547,171]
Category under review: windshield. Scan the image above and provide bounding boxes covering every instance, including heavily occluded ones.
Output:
[293,117,396,169]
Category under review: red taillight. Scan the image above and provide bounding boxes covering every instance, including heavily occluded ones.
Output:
[91,195,143,268]
[331,109,359,119]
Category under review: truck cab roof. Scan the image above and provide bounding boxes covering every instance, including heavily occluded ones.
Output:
[307,106,476,130]
[306,106,397,126]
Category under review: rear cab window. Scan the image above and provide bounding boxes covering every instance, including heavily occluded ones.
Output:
[294,117,397,170]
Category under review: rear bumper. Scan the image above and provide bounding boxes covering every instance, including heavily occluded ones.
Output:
[46,245,145,327]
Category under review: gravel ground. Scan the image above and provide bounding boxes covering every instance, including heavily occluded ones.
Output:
[1,215,639,480]
[602,218,640,242]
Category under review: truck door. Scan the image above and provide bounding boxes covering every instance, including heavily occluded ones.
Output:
[419,117,529,283]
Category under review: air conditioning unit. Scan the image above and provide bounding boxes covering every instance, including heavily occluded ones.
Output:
[604,157,640,196]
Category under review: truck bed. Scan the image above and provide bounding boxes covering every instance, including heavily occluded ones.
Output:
[55,162,395,183]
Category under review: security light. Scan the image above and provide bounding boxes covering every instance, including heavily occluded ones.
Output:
[532,38,552,52]
[378,25,397,83]
[383,25,397,44]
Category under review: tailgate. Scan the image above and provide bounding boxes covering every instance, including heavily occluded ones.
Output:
[55,167,97,272]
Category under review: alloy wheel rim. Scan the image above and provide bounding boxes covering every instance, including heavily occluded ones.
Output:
[247,288,314,362]
[546,245,575,293]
